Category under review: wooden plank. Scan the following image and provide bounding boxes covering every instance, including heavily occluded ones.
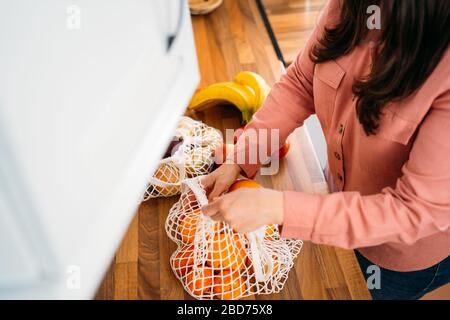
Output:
[137,199,163,299]
[94,259,115,300]
[113,214,139,300]
[422,283,450,300]
[114,262,138,300]
[263,0,327,65]
[115,214,139,263]
[296,241,329,300]
[158,198,186,300]
[335,248,372,300]
[313,245,352,300]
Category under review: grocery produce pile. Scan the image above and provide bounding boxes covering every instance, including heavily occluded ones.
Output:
[143,117,223,200]
[165,178,303,300]
[145,71,301,300]
[144,71,273,201]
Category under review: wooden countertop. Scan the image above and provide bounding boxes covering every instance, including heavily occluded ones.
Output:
[95,0,371,300]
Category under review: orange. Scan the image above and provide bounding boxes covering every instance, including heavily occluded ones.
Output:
[185,266,214,296]
[217,283,246,300]
[213,269,246,300]
[179,212,199,244]
[208,233,247,271]
[180,190,199,213]
[180,211,226,244]
[277,141,290,159]
[153,163,180,196]
[264,224,277,240]
[212,221,225,234]
[228,179,261,192]
[172,245,195,277]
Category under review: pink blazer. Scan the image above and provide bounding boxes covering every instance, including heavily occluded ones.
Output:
[232,0,450,271]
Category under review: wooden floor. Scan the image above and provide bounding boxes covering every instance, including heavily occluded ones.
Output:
[95,0,371,300]
[263,0,327,65]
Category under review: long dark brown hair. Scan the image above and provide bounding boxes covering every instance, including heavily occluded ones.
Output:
[311,0,450,135]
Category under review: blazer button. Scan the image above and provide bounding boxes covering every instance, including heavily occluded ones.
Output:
[338,124,344,134]
[337,173,343,181]
[334,152,341,160]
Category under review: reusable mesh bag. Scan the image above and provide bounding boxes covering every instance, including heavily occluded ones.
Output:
[166,177,303,300]
[143,117,223,200]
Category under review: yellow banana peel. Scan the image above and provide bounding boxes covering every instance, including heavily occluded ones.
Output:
[234,71,271,114]
[188,71,270,123]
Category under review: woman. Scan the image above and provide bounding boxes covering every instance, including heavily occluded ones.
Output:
[201,0,450,300]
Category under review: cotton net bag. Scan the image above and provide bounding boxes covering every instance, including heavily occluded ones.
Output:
[166,177,303,300]
[143,117,223,200]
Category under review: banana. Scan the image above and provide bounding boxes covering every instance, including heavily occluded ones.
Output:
[234,71,271,113]
[188,71,271,123]
[219,82,256,122]
[188,82,255,122]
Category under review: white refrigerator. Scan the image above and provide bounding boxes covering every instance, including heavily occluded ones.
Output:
[0,0,199,299]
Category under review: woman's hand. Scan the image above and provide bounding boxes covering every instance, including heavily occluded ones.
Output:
[202,188,284,234]
[202,160,242,200]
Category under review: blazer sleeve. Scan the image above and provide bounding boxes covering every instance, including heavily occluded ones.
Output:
[281,89,450,249]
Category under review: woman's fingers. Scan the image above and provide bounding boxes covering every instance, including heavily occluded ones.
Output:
[208,179,228,200]
[201,161,242,200]
[201,174,214,191]
[202,198,221,217]
[201,173,228,200]
[202,188,284,235]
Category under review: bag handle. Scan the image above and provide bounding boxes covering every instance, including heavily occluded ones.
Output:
[246,227,272,282]
[183,177,272,282]
[183,177,208,207]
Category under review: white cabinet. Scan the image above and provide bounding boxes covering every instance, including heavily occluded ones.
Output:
[0,0,198,298]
